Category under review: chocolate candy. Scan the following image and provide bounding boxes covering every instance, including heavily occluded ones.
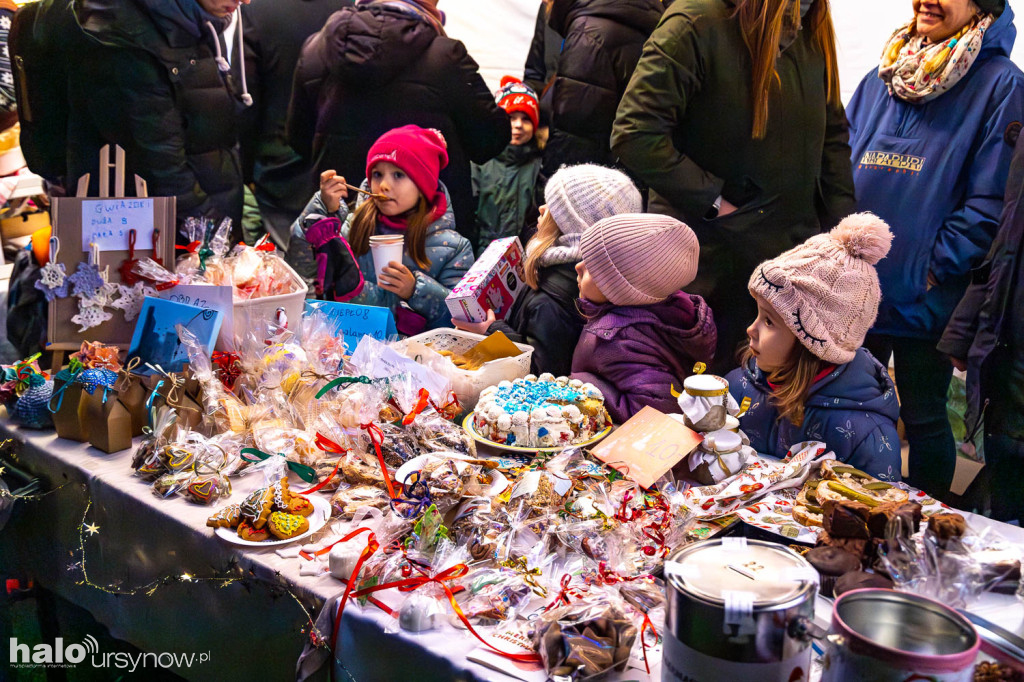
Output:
[823,500,871,539]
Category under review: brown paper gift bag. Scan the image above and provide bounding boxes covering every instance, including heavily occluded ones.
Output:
[83,390,133,454]
[49,379,90,442]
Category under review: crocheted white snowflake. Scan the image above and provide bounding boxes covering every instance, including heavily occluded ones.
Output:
[110,282,156,322]
[71,303,113,332]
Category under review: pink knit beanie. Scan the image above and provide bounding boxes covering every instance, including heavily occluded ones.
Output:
[748,212,893,364]
[580,213,700,306]
[366,125,449,204]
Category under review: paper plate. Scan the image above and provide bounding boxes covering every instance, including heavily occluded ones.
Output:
[215,495,331,547]
[462,412,613,453]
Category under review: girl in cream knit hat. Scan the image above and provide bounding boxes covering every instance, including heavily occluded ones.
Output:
[455,164,641,375]
[726,213,903,480]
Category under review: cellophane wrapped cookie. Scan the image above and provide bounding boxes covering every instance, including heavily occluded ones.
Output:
[533,589,638,680]
[132,405,178,480]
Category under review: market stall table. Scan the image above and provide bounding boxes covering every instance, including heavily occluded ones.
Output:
[2,419,1022,682]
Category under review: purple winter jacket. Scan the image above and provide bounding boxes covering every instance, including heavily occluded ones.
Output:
[571,291,717,423]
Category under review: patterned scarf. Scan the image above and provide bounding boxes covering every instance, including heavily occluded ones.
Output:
[878,13,994,104]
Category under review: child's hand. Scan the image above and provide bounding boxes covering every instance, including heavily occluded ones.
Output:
[452,308,496,335]
[378,261,416,300]
[319,170,349,214]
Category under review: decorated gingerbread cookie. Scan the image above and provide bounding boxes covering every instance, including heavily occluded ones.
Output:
[267,511,309,540]
[206,504,241,529]
[287,495,314,517]
[270,477,292,511]
[237,520,271,542]
[240,487,274,529]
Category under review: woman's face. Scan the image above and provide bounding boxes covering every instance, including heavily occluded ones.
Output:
[746,293,798,372]
[575,261,608,304]
[914,0,978,42]
[370,161,421,216]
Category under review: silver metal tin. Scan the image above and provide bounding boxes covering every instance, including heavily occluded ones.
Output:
[663,538,818,680]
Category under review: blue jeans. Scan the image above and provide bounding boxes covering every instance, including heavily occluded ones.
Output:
[865,334,956,500]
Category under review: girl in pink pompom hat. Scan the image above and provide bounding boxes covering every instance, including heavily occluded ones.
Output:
[726,213,903,480]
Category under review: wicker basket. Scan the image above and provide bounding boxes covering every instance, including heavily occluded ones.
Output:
[402,328,534,410]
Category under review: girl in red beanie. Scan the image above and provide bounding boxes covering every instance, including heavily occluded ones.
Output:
[290,125,475,334]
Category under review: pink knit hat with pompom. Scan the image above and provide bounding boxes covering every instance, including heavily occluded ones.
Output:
[748,213,893,364]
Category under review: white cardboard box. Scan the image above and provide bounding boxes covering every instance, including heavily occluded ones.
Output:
[445,236,526,322]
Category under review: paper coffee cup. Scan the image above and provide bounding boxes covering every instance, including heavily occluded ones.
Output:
[370,237,404,279]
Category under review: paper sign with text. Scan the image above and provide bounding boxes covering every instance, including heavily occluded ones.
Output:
[82,199,155,251]
[349,335,450,411]
[589,406,703,489]
[304,301,397,353]
[158,284,235,351]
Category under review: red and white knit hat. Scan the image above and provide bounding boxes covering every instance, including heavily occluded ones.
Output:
[748,212,893,364]
[495,76,540,129]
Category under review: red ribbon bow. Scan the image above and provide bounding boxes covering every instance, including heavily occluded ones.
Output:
[361,423,396,499]
[401,388,431,426]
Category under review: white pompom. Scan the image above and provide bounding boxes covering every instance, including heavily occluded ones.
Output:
[830,212,893,265]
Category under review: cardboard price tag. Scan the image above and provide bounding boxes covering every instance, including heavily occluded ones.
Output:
[305,301,397,353]
[589,406,703,489]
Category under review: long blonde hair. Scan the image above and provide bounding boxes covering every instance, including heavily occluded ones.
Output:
[735,0,841,139]
[347,196,434,270]
[740,341,825,427]
[523,208,561,289]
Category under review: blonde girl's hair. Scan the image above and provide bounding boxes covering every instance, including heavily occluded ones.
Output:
[523,208,561,289]
[735,0,841,139]
[740,341,825,427]
[347,195,434,270]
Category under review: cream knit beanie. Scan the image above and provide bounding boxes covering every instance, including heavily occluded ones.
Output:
[544,164,642,237]
[580,213,700,306]
[748,213,893,364]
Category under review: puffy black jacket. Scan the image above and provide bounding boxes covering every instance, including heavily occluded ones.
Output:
[543,0,664,176]
[287,1,510,249]
[939,128,1024,439]
[239,0,352,248]
[70,0,248,240]
[487,262,583,376]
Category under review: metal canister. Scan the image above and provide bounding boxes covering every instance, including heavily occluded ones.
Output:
[663,538,819,682]
[821,589,980,681]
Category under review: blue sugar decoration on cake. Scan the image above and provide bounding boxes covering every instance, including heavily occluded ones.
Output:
[493,381,583,412]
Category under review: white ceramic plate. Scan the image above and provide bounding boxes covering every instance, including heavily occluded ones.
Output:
[462,412,613,453]
[215,495,331,547]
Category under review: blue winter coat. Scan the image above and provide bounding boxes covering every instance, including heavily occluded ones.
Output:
[726,348,903,481]
[847,7,1024,338]
[291,182,474,330]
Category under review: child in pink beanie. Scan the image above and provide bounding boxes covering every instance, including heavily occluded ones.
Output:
[571,213,716,423]
[726,213,902,480]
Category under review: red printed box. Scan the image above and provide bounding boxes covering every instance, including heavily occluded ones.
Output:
[446,237,526,322]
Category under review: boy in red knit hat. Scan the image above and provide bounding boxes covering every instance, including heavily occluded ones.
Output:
[472,76,543,256]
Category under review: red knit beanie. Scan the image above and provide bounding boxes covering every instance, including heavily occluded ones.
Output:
[365,125,449,203]
[496,76,539,129]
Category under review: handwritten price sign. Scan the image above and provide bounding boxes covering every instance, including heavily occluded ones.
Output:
[82,199,155,252]
[590,406,703,489]
[304,301,397,352]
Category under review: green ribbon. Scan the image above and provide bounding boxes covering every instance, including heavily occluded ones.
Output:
[239,448,317,483]
[315,375,373,400]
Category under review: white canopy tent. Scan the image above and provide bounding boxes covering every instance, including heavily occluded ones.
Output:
[443,0,1024,104]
